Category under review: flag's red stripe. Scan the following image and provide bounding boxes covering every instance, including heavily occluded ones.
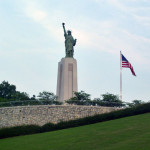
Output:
[121,60,136,76]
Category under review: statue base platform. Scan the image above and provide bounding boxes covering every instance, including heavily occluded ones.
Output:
[56,57,78,102]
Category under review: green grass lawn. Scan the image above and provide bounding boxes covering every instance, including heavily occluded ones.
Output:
[0,113,150,150]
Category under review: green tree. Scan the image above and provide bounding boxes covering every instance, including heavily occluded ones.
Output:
[92,98,101,106]
[30,95,36,100]
[66,91,91,105]
[101,93,120,102]
[0,81,16,99]
[93,93,124,107]
[12,92,30,101]
[127,100,145,107]
[38,91,57,101]
[100,93,124,107]
[132,100,144,105]
[0,81,30,101]
[73,91,90,101]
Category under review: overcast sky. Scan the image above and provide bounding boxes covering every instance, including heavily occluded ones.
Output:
[0,0,150,102]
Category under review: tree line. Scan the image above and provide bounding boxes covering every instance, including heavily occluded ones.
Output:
[0,81,145,107]
[0,81,57,101]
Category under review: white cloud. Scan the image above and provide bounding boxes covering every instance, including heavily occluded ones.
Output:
[21,0,150,68]
[74,22,150,67]
[27,9,46,22]
[109,0,150,26]
[94,0,150,26]
[133,15,150,26]
[22,1,63,42]
[120,30,150,64]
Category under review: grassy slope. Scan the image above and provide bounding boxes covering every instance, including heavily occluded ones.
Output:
[0,113,150,150]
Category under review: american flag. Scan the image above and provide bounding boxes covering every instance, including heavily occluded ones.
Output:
[121,54,136,76]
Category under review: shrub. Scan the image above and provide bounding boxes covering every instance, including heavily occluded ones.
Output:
[0,125,41,139]
[41,123,56,132]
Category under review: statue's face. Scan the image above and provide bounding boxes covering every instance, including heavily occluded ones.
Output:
[68,31,71,35]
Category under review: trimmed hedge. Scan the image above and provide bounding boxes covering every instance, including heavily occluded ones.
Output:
[0,103,150,139]
[0,125,41,139]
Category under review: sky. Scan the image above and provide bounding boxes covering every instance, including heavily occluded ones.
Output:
[0,0,150,102]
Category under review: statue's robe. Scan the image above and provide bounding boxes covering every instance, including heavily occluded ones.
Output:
[65,35,75,57]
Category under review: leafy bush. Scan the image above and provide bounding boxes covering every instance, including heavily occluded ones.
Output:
[41,123,57,132]
[0,103,150,139]
[0,125,41,139]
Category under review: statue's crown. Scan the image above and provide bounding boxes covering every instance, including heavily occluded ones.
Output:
[67,30,71,33]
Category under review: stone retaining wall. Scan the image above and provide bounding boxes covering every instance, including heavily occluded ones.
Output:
[0,105,119,128]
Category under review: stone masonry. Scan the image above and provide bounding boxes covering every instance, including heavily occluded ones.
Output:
[0,105,119,128]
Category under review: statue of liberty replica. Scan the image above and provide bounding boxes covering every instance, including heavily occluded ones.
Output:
[62,23,77,57]
[56,23,78,103]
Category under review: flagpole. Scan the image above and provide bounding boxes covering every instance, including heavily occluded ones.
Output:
[120,51,122,101]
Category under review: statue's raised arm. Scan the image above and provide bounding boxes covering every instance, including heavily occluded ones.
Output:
[62,23,67,37]
[62,23,77,58]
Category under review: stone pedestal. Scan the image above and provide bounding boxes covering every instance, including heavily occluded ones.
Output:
[56,58,78,102]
